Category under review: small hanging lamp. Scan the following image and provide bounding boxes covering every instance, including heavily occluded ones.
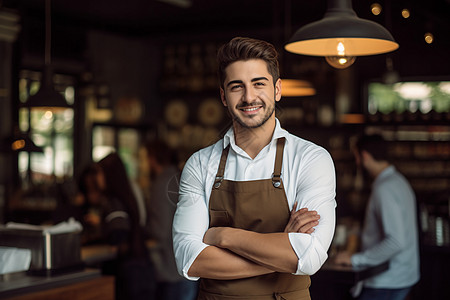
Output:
[23,0,70,110]
[0,127,43,153]
[285,0,399,69]
[281,79,316,97]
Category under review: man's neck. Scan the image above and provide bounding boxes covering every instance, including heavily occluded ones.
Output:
[233,117,276,159]
[371,161,390,178]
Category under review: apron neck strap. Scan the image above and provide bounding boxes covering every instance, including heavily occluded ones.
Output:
[214,144,230,188]
[272,137,286,188]
[214,137,286,188]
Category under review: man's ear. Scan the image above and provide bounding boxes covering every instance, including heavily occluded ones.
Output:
[220,88,227,107]
[275,78,282,102]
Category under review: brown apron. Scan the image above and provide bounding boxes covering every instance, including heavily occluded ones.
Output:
[198,138,311,300]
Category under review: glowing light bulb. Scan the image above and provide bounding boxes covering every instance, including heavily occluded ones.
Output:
[401,9,410,18]
[337,42,345,55]
[11,139,26,151]
[44,111,53,119]
[371,3,382,16]
[325,42,356,69]
[424,32,434,44]
[325,56,356,69]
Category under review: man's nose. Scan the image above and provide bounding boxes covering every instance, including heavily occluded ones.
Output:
[243,86,257,102]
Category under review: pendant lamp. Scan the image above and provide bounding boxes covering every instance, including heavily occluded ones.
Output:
[23,0,70,110]
[1,135,44,153]
[285,0,399,69]
[0,127,43,153]
[281,79,316,97]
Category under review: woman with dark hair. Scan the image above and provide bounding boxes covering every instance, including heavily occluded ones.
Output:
[79,153,156,300]
[97,153,147,257]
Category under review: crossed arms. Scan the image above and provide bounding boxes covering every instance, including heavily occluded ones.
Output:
[188,205,320,280]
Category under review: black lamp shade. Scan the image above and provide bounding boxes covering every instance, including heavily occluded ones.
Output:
[22,66,70,110]
[285,0,399,56]
[24,86,69,109]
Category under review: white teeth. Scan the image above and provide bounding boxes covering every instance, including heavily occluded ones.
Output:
[242,107,259,112]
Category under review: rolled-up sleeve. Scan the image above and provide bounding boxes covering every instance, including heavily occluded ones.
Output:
[288,147,336,275]
[172,153,210,280]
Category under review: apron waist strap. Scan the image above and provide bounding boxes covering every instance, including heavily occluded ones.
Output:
[198,288,310,300]
[274,288,310,300]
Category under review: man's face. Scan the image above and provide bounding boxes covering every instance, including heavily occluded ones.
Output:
[220,59,281,129]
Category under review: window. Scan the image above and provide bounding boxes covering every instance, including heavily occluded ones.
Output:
[367,80,450,115]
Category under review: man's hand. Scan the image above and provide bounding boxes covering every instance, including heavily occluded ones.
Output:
[334,251,352,266]
[284,201,320,234]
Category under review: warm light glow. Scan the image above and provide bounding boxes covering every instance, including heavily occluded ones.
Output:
[325,55,356,69]
[371,3,382,16]
[281,79,316,97]
[340,114,365,124]
[287,38,398,57]
[12,139,26,151]
[424,32,434,44]
[401,9,410,18]
[44,110,53,119]
[337,42,346,55]
[322,41,357,69]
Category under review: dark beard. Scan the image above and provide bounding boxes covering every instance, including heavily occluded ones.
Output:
[233,103,275,129]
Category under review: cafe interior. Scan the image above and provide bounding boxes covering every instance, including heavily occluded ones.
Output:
[0,0,449,299]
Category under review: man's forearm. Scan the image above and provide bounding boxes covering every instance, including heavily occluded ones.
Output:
[188,245,274,279]
[205,227,298,274]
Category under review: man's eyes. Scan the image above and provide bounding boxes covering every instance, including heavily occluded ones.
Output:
[230,84,243,90]
[230,82,265,90]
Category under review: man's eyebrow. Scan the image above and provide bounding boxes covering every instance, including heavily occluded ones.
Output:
[226,80,243,87]
[226,77,269,87]
[251,77,269,82]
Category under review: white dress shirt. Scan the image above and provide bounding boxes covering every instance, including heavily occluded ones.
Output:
[173,119,336,280]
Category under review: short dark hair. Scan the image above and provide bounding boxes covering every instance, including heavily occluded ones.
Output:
[217,37,280,89]
[355,134,389,161]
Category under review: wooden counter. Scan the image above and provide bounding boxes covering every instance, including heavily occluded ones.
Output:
[0,242,142,300]
[0,269,114,300]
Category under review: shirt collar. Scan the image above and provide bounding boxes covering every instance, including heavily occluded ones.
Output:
[223,118,290,149]
[374,165,395,183]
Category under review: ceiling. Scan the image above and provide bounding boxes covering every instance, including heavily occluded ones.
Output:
[5,0,450,39]
[3,0,450,78]
[3,0,320,36]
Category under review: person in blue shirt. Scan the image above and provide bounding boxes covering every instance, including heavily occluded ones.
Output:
[335,134,420,300]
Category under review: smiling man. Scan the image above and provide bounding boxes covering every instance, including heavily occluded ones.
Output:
[172,37,336,300]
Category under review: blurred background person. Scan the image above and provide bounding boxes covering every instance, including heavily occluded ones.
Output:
[145,139,198,300]
[78,153,156,300]
[77,163,111,244]
[335,134,420,300]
